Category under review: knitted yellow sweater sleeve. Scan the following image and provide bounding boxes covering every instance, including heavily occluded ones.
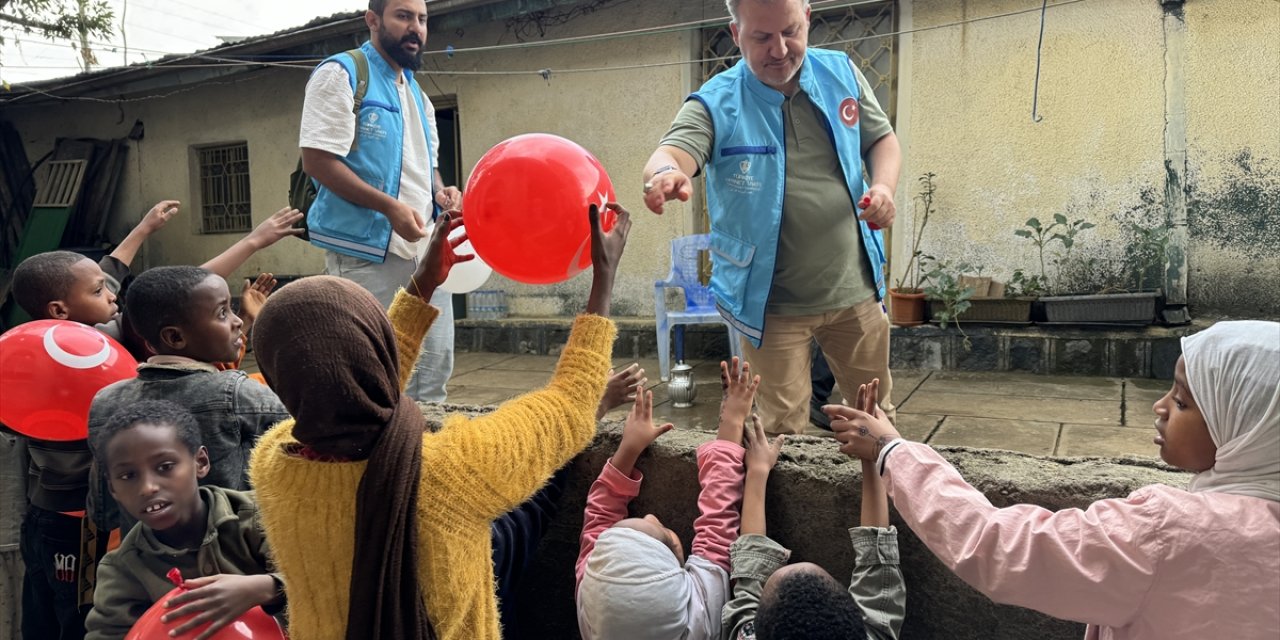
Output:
[420,314,616,523]
[388,289,441,389]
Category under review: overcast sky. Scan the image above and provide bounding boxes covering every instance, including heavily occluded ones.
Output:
[1,0,365,84]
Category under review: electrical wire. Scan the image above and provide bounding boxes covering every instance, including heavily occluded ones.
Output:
[2,0,1090,102]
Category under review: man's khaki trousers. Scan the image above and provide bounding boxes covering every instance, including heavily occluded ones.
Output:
[740,297,896,435]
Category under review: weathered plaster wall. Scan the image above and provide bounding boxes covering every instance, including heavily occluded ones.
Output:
[413,0,721,317]
[413,409,1192,640]
[1182,0,1280,317]
[896,0,1279,316]
[5,69,325,289]
[895,0,1166,293]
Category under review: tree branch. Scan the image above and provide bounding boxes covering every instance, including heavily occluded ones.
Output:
[0,11,60,32]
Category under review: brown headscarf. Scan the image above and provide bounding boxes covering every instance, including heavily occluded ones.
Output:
[253,275,433,640]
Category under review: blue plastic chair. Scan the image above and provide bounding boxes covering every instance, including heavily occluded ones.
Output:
[654,234,744,381]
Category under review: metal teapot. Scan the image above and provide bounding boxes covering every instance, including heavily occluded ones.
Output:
[668,362,696,408]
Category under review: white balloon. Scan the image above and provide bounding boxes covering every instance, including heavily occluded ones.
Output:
[421,222,492,294]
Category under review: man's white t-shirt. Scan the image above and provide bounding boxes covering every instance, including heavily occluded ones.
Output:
[299,62,439,261]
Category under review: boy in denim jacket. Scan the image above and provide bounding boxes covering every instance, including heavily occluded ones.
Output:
[722,382,905,640]
[87,266,289,536]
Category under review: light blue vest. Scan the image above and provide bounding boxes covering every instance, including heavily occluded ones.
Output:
[306,40,435,263]
[690,48,887,347]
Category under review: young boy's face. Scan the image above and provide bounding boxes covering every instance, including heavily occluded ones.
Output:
[52,258,118,325]
[1153,356,1216,471]
[616,514,685,565]
[161,274,244,363]
[104,422,209,533]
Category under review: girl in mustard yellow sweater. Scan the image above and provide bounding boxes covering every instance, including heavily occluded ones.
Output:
[248,207,632,640]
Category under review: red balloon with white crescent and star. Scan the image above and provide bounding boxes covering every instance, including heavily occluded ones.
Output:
[462,133,617,284]
[0,320,138,441]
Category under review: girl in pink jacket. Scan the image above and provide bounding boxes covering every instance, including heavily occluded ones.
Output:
[826,320,1280,639]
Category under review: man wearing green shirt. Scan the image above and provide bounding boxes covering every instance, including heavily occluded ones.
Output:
[643,0,901,435]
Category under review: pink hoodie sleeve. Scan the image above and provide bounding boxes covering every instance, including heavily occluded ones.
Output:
[575,458,643,590]
[690,440,747,573]
[882,441,1161,628]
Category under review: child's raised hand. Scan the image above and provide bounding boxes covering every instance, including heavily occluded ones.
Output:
[718,357,760,443]
[246,206,306,249]
[410,212,473,302]
[744,413,785,475]
[597,363,647,420]
[827,379,901,462]
[619,387,674,457]
[160,573,279,640]
[139,200,180,234]
[239,273,277,324]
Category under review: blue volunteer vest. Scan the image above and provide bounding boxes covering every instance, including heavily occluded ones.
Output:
[306,40,435,263]
[690,48,887,347]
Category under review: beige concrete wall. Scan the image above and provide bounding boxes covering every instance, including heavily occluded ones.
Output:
[895,0,1279,316]
[895,0,1166,292]
[5,69,327,290]
[421,0,725,317]
[1181,0,1280,316]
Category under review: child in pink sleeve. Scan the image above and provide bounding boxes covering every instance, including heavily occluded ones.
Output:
[826,321,1280,640]
[576,359,759,640]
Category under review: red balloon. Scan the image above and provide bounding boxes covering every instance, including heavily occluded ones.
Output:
[0,319,138,441]
[127,569,285,640]
[463,133,617,284]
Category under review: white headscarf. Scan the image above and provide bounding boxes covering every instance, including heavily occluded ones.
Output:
[1183,320,1280,501]
[577,527,728,640]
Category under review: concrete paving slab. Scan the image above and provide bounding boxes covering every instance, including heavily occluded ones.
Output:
[929,416,1061,456]
[918,371,1122,400]
[1124,383,1167,426]
[449,367,555,390]
[900,391,1118,425]
[484,354,561,372]
[889,370,930,403]
[896,413,944,442]
[652,381,728,432]
[444,385,521,406]
[452,352,518,376]
[1057,424,1160,459]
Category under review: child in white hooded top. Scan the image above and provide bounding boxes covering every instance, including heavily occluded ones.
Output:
[575,358,759,640]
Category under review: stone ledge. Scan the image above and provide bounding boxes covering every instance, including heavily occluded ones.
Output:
[417,405,1189,640]
[455,317,1210,378]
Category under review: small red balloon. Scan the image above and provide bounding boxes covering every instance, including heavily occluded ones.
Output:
[463,133,616,284]
[127,569,285,640]
[0,320,138,441]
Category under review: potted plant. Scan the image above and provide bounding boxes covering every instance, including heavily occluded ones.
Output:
[1023,213,1164,324]
[927,264,1035,325]
[888,172,937,326]
[922,257,975,350]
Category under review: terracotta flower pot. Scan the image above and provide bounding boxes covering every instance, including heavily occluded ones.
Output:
[888,288,927,327]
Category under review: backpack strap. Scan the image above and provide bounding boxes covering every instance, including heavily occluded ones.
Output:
[346,48,370,152]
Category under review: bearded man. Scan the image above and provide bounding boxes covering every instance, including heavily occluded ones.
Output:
[299,0,461,402]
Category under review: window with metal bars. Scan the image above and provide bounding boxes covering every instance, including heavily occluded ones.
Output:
[700,1,898,121]
[195,142,252,234]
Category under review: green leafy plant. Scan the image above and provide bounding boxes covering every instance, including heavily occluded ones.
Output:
[1125,220,1170,291]
[1014,213,1097,295]
[1006,269,1047,297]
[893,173,937,292]
[922,256,976,350]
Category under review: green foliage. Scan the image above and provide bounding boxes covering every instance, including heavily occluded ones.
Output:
[0,0,116,70]
[1125,220,1170,291]
[1006,269,1047,297]
[922,256,976,350]
[1013,213,1097,295]
[893,172,937,292]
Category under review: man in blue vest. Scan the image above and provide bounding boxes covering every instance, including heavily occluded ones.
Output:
[299,0,461,402]
[643,0,900,435]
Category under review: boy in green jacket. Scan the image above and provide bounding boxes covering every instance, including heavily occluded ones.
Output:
[84,400,283,640]
[722,380,905,640]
